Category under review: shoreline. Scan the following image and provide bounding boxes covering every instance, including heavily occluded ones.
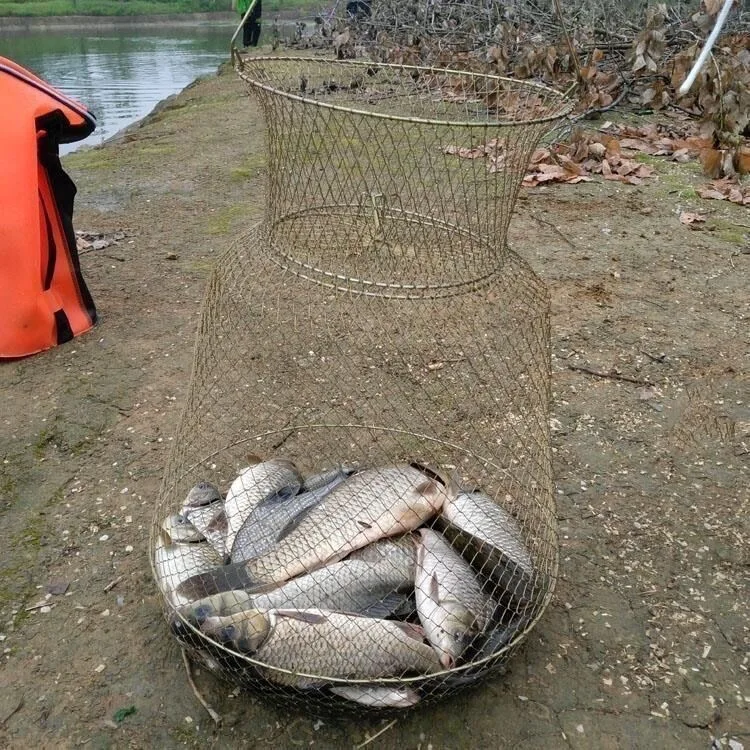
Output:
[0,12,235,31]
[0,8,313,32]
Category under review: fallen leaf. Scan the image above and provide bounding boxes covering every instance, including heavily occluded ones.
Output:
[45,581,70,596]
[679,211,707,227]
[696,186,728,200]
[699,148,723,178]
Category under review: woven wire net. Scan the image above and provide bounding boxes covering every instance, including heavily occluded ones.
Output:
[151,57,573,713]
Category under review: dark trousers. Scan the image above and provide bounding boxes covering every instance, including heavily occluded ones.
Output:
[242,0,262,48]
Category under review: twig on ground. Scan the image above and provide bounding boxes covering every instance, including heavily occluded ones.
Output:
[181,649,222,725]
[355,719,398,748]
[640,350,666,363]
[567,364,653,386]
[530,214,578,250]
[0,695,24,726]
[103,575,124,593]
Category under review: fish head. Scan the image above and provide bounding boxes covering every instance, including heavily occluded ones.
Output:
[161,513,205,543]
[183,481,222,508]
[200,610,270,654]
[430,601,483,669]
[179,591,254,626]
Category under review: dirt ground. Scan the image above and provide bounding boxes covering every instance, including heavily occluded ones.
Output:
[0,59,748,750]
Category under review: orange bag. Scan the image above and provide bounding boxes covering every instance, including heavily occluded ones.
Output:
[0,56,97,359]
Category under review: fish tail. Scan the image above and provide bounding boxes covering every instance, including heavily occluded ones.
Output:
[174,562,262,601]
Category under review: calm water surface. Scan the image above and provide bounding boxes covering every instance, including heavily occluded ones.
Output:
[1,24,238,153]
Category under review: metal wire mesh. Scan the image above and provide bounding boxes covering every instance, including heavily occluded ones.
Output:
[151,57,573,712]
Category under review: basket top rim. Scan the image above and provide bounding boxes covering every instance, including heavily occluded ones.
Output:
[235,56,575,128]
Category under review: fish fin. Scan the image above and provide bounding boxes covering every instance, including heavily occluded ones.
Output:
[205,510,228,535]
[275,505,316,543]
[245,453,263,466]
[409,461,449,486]
[415,478,448,506]
[428,572,441,604]
[415,536,426,569]
[360,592,411,619]
[391,621,426,642]
[445,471,468,502]
[275,482,302,502]
[175,562,257,600]
[274,609,328,625]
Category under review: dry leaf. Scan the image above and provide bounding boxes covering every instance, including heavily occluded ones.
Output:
[703,0,730,15]
[679,211,707,228]
[700,148,723,178]
[696,186,728,200]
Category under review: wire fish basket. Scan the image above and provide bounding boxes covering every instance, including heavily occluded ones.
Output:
[151,55,573,713]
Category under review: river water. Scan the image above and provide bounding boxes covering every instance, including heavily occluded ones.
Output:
[1,23,239,153]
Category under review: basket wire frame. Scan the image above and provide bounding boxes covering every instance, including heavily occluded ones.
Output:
[151,57,572,713]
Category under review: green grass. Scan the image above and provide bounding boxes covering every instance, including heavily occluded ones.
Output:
[206,203,245,234]
[0,0,317,16]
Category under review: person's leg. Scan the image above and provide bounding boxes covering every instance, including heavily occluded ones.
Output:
[242,20,253,48]
[249,19,261,46]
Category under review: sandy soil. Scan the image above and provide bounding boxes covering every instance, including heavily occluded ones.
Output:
[0,60,748,749]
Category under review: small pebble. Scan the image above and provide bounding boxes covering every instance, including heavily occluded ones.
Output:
[94,664,106,673]
[99,534,109,542]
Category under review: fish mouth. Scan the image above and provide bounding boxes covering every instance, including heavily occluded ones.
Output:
[439,653,454,669]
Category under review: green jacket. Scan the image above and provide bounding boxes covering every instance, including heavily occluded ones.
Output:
[237,0,254,15]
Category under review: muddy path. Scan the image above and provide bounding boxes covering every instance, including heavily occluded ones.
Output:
[0,61,748,749]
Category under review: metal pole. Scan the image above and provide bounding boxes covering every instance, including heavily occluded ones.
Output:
[678,0,735,96]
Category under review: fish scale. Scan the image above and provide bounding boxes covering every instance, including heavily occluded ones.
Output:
[243,465,448,586]
[223,458,303,553]
[415,528,492,668]
[230,466,355,564]
[154,523,224,608]
[254,609,442,687]
[248,535,417,615]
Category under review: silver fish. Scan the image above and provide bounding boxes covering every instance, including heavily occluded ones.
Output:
[223,458,303,553]
[199,608,271,654]
[179,590,256,625]
[154,517,224,608]
[161,512,205,544]
[229,468,354,564]
[243,465,448,587]
[183,481,223,509]
[252,609,442,687]
[248,535,417,615]
[415,528,492,668]
[180,482,228,557]
[441,487,533,574]
[329,685,421,708]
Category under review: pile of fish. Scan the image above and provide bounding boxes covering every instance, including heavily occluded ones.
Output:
[155,458,538,709]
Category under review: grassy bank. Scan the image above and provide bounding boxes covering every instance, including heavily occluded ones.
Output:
[0,0,317,16]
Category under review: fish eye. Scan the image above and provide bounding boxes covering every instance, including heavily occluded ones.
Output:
[219,625,237,642]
